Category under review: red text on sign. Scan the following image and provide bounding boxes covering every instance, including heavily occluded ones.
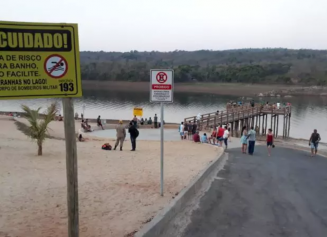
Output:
[152,84,172,90]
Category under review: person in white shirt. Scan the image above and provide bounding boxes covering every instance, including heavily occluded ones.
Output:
[223,126,230,149]
[179,122,184,140]
[277,102,280,109]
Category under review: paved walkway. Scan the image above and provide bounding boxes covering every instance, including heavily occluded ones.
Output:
[179,146,327,237]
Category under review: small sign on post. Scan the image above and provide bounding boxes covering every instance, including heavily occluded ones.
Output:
[0,21,82,237]
[150,69,174,103]
[150,69,174,196]
[133,107,143,117]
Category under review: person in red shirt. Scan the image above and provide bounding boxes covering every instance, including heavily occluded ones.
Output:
[193,132,200,143]
[266,128,274,156]
[208,128,217,144]
[217,125,225,146]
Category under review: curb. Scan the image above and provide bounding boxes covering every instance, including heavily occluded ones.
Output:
[135,149,226,237]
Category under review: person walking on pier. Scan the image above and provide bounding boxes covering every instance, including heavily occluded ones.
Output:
[247,126,256,155]
[240,126,248,154]
[114,120,126,151]
[266,128,274,156]
[309,129,321,157]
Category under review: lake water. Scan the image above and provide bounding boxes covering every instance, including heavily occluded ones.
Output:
[1,89,326,142]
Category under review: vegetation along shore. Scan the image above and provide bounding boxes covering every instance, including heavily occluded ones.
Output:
[80,49,327,86]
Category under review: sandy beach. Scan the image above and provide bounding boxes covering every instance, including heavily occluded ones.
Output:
[0,115,222,237]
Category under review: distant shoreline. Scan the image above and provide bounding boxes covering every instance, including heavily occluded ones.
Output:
[82,81,327,97]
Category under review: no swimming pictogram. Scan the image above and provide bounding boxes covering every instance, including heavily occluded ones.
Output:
[156,72,168,84]
[44,54,68,79]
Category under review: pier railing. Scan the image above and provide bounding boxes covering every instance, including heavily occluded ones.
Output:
[184,104,292,138]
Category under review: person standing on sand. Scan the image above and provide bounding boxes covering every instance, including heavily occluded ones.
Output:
[114,120,126,151]
[192,121,197,135]
[183,121,189,139]
[209,128,217,144]
[128,121,139,151]
[266,128,274,156]
[188,121,193,140]
[154,114,158,128]
[132,115,138,127]
[309,129,321,157]
[240,126,248,154]
[179,122,185,140]
[247,126,256,155]
[97,115,104,130]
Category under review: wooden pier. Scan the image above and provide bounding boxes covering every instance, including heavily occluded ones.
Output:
[184,104,292,138]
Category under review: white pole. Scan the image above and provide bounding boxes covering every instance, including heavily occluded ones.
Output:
[160,102,164,196]
[82,104,85,118]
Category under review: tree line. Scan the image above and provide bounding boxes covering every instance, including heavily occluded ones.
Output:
[80,48,327,85]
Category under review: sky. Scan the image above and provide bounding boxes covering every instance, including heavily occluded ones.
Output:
[1,0,327,52]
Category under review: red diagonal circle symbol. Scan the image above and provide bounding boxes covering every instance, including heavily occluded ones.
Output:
[156,72,168,83]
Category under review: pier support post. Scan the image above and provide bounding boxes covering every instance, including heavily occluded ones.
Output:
[265,114,268,135]
[288,114,291,137]
[276,115,279,138]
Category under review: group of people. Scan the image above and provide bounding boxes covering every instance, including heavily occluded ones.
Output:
[113,120,139,151]
[134,114,165,128]
[179,121,198,140]
[81,119,92,132]
[179,121,231,149]
[208,125,231,148]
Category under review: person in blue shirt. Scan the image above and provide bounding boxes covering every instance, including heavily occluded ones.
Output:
[201,133,208,143]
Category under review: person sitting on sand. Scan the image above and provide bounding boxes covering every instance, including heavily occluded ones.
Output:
[81,119,92,132]
[97,115,104,130]
[58,114,63,121]
[208,128,217,144]
[148,117,152,125]
[85,119,92,130]
[78,133,85,142]
[140,118,144,125]
[201,133,208,143]
[193,131,200,143]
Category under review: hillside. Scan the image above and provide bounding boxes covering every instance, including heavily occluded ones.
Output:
[80,49,327,85]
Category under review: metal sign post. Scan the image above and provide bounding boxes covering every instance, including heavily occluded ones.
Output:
[160,102,164,196]
[150,69,174,196]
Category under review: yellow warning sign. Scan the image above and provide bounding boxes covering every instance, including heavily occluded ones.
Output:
[0,21,82,99]
[133,107,143,116]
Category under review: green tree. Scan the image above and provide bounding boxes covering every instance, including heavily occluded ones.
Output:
[21,103,58,156]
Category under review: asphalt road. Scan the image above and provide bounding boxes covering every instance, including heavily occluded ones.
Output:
[181,146,327,237]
